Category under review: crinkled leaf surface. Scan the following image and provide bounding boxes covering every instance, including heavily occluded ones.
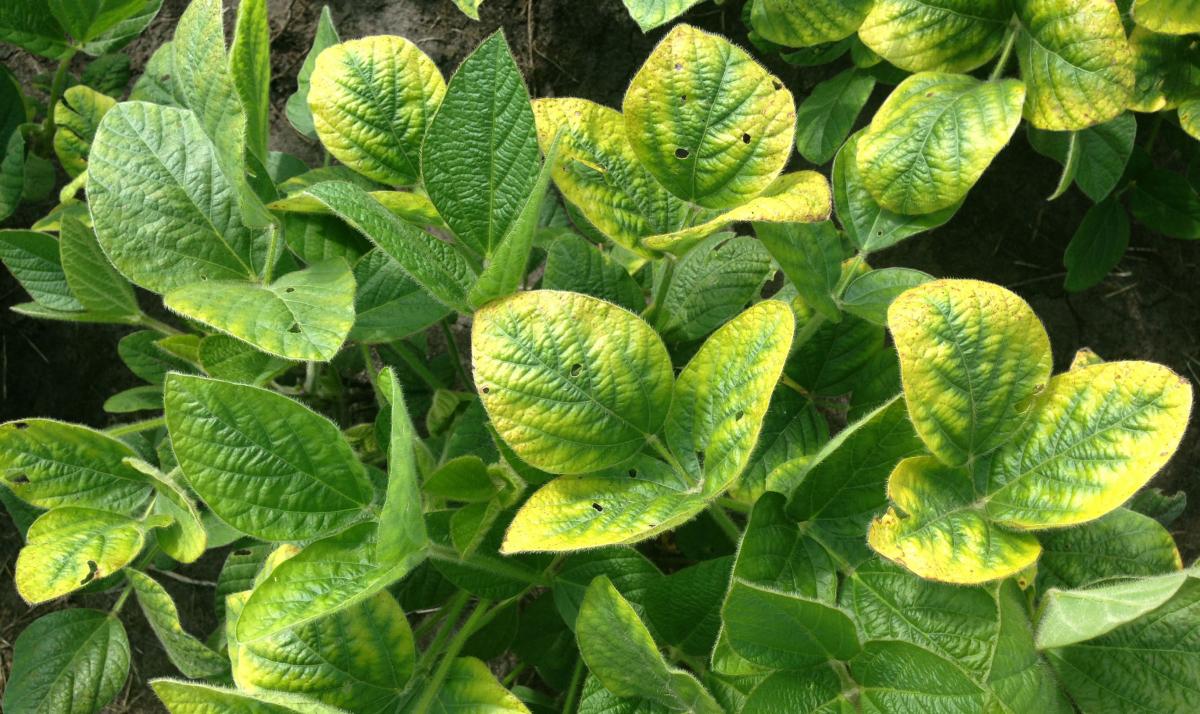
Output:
[351,249,450,343]
[722,580,861,670]
[1014,0,1134,131]
[378,370,429,563]
[431,657,531,713]
[732,389,829,504]
[859,0,1012,73]
[624,24,796,209]
[309,36,445,185]
[198,334,289,384]
[165,374,374,541]
[750,0,873,48]
[653,233,773,343]
[542,233,644,312]
[165,258,356,362]
[472,290,673,475]
[857,73,1025,214]
[1036,507,1181,591]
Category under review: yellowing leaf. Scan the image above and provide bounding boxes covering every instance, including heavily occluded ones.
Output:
[308,36,445,185]
[53,85,115,177]
[1134,0,1200,35]
[859,0,1012,73]
[642,171,832,253]
[888,279,1052,466]
[624,24,796,209]
[622,0,704,32]
[750,0,873,48]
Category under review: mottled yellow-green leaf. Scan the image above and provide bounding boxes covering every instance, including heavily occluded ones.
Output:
[642,171,832,253]
[53,85,115,177]
[308,36,445,185]
[623,0,704,32]
[531,98,687,254]
[1014,0,1134,131]
[888,279,1052,466]
[472,290,674,474]
[1182,98,1200,142]
[858,73,1025,214]
[1134,0,1200,34]
[1128,27,1200,113]
[269,190,444,229]
[859,0,1012,73]
[623,24,796,209]
[750,0,873,48]
[983,361,1192,528]
[128,569,229,679]
[868,457,1043,584]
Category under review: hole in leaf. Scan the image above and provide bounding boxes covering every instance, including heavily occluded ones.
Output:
[628,469,637,478]
[570,363,582,377]
[675,148,690,159]
[284,287,295,293]
[772,80,782,90]
[12,474,30,485]
[742,133,751,144]
[735,410,745,421]
[696,451,706,468]
[674,62,683,70]
[680,94,687,104]
[80,560,98,586]
[591,502,604,512]
[234,548,252,556]
[481,386,490,394]
[13,421,29,430]
[288,323,302,333]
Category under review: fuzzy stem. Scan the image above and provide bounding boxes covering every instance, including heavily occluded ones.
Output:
[412,597,493,714]
[105,416,166,437]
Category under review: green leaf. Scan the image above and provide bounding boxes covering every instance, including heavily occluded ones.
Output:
[238,522,423,643]
[198,334,289,384]
[749,0,873,48]
[1063,198,1130,292]
[1014,0,1134,130]
[722,580,861,669]
[542,233,644,313]
[578,576,722,713]
[423,31,540,256]
[351,249,451,343]
[857,73,1025,215]
[165,258,356,362]
[784,312,885,398]
[425,456,497,502]
[735,492,838,602]
[665,299,795,495]
[378,370,429,563]
[16,507,161,603]
[1027,113,1136,202]
[889,279,1052,466]
[59,215,139,319]
[841,267,933,324]
[468,136,561,308]
[643,556,732,656]
[1134,0,1200,34]
[1128,28,1200,113]
[531,97,687,254]
[0,229,83,311]
[81,52,132,95]
[654,233,774,342]
[0,66,27,222]
[105,386,163,413]
[622,0,703,31]
[472,290,674,474]
[53,85,115,177]
[452,0,486,20]
[234,592,415,713]
[859,0,1012,73]
[0,2,71,58]
[853,640,988,711]
[834,131,960,252]
[623,24,796,209]
[148,471,208,564]
[152,680,349,713]
[119,330,193,384]
[129,41,177,105]
[286,5,338,139]
[794,68,875,165]
[1044,576,1200,712]
[231,0,270,162]
[164,374,374,541]
[1130,169,1200,239]
[128,569,229,678]
[89,101,268,293]
[429,657,531,713]
[742,666,850,714]
[309,36,446,185]
[758,220,844,321]
[731,389,829,504]
[49,0,161,56]
[1037,569,1194,649]
[0,419,153,513]
[1,609,129,714]
[299,181,476,312]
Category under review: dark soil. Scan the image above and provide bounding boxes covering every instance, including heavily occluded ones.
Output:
[2,1,1199,711]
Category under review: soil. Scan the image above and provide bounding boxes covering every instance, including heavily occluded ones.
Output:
[2,1,1199,711]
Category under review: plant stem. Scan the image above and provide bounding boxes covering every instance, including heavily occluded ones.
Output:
[412,597,494,714]
[708,503,742,545]
[717,497,751,514]
[647,435,687,475]
[260,223,283,284]
[360,343,383,405]
[137,314,183,336]
[503,662,529,688]
[41,49,78,152]
[390,341,448,391]
[110,584,133,615]
[412,606,450,641]
[989,25,1018,81]
[561,656,585,714]
[417,590,471,666]
[440,319,471,390]
[643,256,676,322]
[105,416,166,437]
[427,543,551,586]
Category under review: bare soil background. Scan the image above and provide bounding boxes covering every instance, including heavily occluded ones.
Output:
[2,1,1199,710]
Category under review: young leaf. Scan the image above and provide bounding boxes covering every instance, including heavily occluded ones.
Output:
[231,0,270,162]
[757,221,844,321]
[858,0,1012,73]
[128,570,229,678]
[889,279,1052,466]
[299,181,476,312]
[1014,0,1134,131]
[793,68,875,165]
[89,101,269,292]
[16,507,164,603]
[736,492,838,602]
[624,24,796,209]
[1037,508,1182,591]
[0,229,84,311]
[472,290,674,474]
[1,609,130,714]
[1063,198,1130,292]
[668,299,795,494]
[164,373,374,541]
[1038,569,1194,649]
[749,0,872,48]
[857,73,1026,215]
[542,233,644,312]
[531,98,687,253]
[286,6,339,139]
[1027,113,1136,202]
[351,249,451,343]
[198,334,289,384]
[741,666,849,714]
[378,370,429,563]
[841,267,933,324]
[59,215,140,319]
[654,233,774,343]
[0,2,73,59]
[722,581,861,670]
[731,390,829,504]
[309,36,446,185]
[164,258,357,362]
[423,31,540,256]
[0,419,154,513]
